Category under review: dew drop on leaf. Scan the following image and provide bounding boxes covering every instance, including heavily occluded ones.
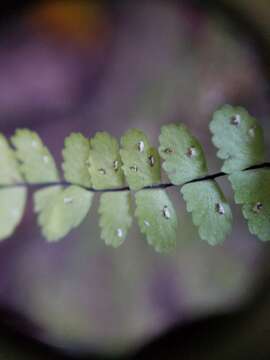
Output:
[144,220,150,227]
[230,114,241,126]
[248,127,256,138]
[215,203,225,215]
[162,205,171,219]
[116,228,123,238]
[130,165,138,172]
[113,160,119,171]
[137,141,144,152]
[64,197,73,204]
[253,202,263,213]
[148,155,155,167]
[98,168,106,175]
[186,146,197,157]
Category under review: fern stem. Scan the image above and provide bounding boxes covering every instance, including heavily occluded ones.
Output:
[1,162,270,192]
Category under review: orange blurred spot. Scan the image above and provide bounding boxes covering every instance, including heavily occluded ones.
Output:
[26,1,110,47]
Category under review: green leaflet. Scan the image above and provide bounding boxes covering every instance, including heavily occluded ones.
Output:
[0,188,27,240]
[229,169,270,241]
[89,132,124,189]
[120,129,161,190]
[11,129,59,183]
[0,135,27,240]
[159,123,207,184]
[228,169,270,203]
[135,189,177,252]
[210,105,265,173]
[62,133,92,187]
[0,134,23,184]
[34,185,93,241]
[241,205,270,241]
[181,180,233,245]
[89,133,132,247]
[98,191,132,248]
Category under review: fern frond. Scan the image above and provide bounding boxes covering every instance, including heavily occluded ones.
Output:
[0,105,269,250]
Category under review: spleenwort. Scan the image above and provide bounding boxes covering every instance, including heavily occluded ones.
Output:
[0,104,269,252]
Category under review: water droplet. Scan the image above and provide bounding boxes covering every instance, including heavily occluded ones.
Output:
[32,140,38,148]
[137,141,144,152]
[64,197,73,204]
[253,202,263,213]
[163,148,172,154]
[144,220,150,227]
[116,228,123,238]
[215,203,225,215]
[43,156,49,164]
[248,127,256,137]
[130,165,138,172]
[162,205,170,219]
[113,160,119,171]
[230,114,241,126]
[98,168,106,175]
[186,147,196,157]
[148,155,155,167]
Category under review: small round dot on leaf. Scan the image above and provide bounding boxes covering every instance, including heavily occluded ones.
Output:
[162,205,171,219]
[116,228,123,238]
[230,114,241,126]
[98,168,106,175]
[248,127,256,137]
[163,148,172,154]
[215,203,225,215]
[253,202,263,213]
[186,147,196,158]
[130,165,138,172]
[113,160,119,171]
[148,155,155,167]
[64,197,73,204]
[137,141,144,152]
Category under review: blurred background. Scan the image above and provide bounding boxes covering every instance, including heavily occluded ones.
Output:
[0,1,270,359]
